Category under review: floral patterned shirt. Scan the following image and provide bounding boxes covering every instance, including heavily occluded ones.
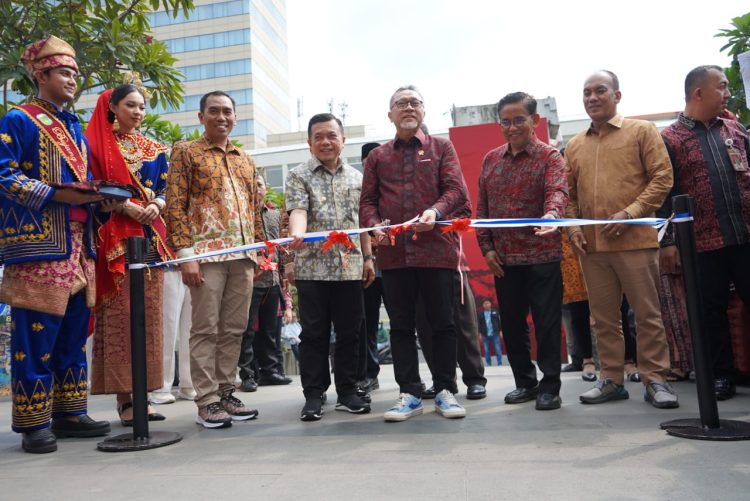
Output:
[359,130,471,270]
[165,135,262,263]
[476,137,568,265]
[284,156,363,281]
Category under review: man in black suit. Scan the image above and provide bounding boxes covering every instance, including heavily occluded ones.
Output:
[478,300,503,366]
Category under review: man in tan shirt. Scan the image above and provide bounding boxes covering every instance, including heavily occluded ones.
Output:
[565,70,678,409]
[165,91,262,428]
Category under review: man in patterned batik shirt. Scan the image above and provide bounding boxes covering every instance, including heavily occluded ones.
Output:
[165,91,263,429]
[285,113,375,421]
[0,35,111,453]
[659,65,750,401]
[359,85,471,422]
[476,92,568,411]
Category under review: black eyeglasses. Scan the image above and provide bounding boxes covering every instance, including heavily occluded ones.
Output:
[499,116,529,128]
[392,99,423,110]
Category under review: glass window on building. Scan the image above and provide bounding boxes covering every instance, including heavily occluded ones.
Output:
[348,157,363,172]
[264,165,284,191]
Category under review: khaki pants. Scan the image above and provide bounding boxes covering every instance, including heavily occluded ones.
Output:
[580,249,669,385]
[188,260,254,408]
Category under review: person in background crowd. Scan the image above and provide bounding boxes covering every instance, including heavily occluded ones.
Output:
[478,299,503,367]
[237,174,292,392]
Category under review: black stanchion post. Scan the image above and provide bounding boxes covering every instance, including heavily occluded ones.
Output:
[660,195,750,440]
[97,236,182,452]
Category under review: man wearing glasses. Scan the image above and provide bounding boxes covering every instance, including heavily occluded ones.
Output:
[476,92,568,410]
[360,85,471,421]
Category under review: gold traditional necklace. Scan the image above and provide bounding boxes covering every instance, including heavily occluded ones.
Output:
[114,131,143,174]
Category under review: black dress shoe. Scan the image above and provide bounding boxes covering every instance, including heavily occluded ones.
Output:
[422,386,437,399]
[148,411,166,422]
[715,378,737,401]
[561,363,583,373]
[504,385,539,404]
[535,393,562,411]
[22,428,57,453]
[51,414,111,438]
[258,372,293,386]
[240,378,258,392]
[466,384,487,400]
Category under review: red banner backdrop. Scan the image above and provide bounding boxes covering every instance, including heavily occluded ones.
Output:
[449,119,567,360]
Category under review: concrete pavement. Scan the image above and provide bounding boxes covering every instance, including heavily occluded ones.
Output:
[1,363,749,500]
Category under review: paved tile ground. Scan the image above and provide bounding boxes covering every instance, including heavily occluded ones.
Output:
[1,363,749,501]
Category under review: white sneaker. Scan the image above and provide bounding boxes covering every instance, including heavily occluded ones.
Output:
[383,393,423,422]
[177,388,196,401]
[434,390,466,418]
[150,392,176,405]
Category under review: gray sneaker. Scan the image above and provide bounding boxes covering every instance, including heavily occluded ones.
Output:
[644,382,679,409]
[580,378,629,404]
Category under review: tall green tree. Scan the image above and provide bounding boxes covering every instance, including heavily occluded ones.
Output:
[0,0,194,117]
[717,12,750,125]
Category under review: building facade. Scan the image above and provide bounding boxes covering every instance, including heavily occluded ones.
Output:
[146,0,290,149]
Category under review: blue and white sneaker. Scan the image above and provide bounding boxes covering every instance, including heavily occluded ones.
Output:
[435,390,466,419]
[383,393,423,422]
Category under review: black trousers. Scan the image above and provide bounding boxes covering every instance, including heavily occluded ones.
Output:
[494,262,562,395]
[357,276,383,381]
[238,285,281,381]
[697,243,750,379]
[564,300,591,365]
[417,270,486,388]
[297,280,363,399]
[382,267,458,396]
[565,298,637,367]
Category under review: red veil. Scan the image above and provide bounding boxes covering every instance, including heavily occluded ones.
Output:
[85,89,173,308]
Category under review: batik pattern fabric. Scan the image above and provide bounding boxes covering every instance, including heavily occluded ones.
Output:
[0,98,96,265]
[659,115,750,252]
[285,157,363,281]
[90,133,167,394]
[476,137,568,266]
[254,203,281,288]
[165,135,262,262]
[359,129,471,271]
[90,268,164,394]
[659,272,692,374]
[11,281,90,432]
[560,236,587,305]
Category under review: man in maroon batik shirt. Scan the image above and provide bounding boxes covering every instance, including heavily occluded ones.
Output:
[476,92,568,411]
[360,85,471,422]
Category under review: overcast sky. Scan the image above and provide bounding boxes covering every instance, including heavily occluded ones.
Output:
[285,0,742,135]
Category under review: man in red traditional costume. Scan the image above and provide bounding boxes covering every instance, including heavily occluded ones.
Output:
[0,35,111,453]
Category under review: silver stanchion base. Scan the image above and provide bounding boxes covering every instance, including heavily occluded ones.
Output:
[97,431,183,452]
[660,418,750,441]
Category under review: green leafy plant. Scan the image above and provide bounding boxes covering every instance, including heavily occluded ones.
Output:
[0,0,194,117]
[716,12,750,125]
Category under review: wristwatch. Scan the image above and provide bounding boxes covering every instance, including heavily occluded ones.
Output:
[363,255,376,262]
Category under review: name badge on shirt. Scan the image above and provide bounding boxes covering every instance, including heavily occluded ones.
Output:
[726,139,748,172]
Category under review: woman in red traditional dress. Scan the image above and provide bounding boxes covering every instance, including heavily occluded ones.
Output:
[86,83,173,425]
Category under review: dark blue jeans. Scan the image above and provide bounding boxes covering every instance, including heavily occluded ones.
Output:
[483,335,503,365]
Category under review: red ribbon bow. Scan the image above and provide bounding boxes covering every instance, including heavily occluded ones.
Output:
[440,218,474,234]
[388,223,418,245]
[321,231,356,251]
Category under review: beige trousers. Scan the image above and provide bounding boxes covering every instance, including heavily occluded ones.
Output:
[580,249,670,385]
[188,260,254,408]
